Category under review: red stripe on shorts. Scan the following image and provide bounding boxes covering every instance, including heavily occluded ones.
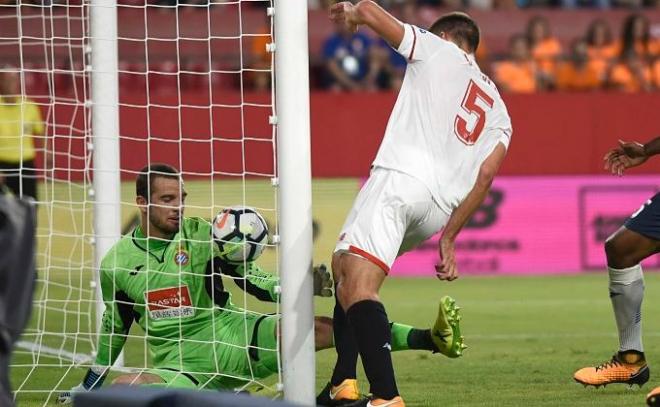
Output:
[349,245,390,275]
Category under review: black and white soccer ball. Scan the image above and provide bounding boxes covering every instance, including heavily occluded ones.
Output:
[212,206,269,263]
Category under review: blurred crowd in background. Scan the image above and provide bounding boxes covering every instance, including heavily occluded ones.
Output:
[1,0,659,93]
[301,5,660,92]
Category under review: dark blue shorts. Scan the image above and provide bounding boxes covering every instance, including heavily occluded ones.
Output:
[624,192,660,241]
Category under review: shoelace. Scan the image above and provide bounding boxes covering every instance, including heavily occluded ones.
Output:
[595,355,622,372]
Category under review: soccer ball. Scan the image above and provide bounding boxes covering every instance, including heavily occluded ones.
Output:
[212,206,269,263]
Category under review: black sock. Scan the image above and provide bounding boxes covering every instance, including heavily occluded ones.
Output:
[408,328,437,352]
[331,290,359,386]
[619,349,646,363]
[347,300,399,400]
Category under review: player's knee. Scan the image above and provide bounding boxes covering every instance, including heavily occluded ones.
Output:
[112,373,163,386]
[605,235,628,268]
[314,316,333,350]
[337,283,379,310]
[112,374,141,386]
[605,234,642,269]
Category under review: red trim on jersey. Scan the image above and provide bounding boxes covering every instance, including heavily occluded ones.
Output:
[408,26,417,61]
[349,245,390,275]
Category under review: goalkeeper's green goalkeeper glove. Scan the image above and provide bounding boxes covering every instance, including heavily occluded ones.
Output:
[313,264,333,297]
[57,367,107,404]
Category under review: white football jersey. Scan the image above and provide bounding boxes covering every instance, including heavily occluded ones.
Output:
[372,24,513,214]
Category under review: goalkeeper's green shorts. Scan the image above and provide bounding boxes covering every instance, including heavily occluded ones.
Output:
[147,311,279,390]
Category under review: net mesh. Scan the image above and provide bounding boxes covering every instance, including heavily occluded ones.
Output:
[3,1,281,404]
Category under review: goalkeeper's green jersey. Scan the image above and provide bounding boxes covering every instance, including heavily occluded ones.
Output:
[95,217,279,375]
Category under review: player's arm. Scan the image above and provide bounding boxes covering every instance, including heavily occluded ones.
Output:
[329,1,404,48]
[95,268,134,368]
[436,143,507,282]
[604,137,660,176]
[220,260,281,302]
[641,137,660,157]
[216,260,333,302]
[58,264,134,403]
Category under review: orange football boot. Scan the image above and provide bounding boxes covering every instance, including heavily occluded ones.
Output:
[364,396,406,407]
[574,352,649,388]
[647,386,660,406]
[316,379,363,406]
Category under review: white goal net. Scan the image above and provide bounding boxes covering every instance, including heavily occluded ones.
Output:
[1,0,313,405]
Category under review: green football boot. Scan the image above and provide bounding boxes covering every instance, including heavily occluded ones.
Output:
[430,296,466,358]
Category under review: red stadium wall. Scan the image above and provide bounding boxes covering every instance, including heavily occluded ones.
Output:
[46,92,660,179]
[311,92,660,176]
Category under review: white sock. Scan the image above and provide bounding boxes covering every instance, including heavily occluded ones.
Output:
[609,264,644,353]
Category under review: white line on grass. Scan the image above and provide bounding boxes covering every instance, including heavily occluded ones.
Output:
[470,332,660,340]
[14,341,136,373]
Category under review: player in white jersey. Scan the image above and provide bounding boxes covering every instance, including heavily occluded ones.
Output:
[323,3,512,407]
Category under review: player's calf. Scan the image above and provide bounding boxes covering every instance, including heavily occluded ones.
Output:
[315,316,334,350]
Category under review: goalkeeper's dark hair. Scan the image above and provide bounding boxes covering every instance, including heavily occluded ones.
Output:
[136,163,180,201]
[428,12,480,54]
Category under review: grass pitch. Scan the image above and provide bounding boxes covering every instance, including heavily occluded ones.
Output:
[10,178,660,406]
[314,273,660,407]
[13,273,660,406]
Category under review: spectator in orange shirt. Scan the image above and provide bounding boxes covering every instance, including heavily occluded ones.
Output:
[556,39,602,92]
[494,34,538,93]
[616,14,656,59]
[250,12,272,91]
[607,49,652,92]
[585,19,617,81]
[653,58,660,89]
[526,16,561,86]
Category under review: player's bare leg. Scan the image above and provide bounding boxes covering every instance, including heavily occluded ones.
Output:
[112,373,164,386]
[574,226,660,388]
[315,316,335,350]
[334,252,404,407]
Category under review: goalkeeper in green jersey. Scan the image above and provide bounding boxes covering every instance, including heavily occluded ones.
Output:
[58,164,463,404]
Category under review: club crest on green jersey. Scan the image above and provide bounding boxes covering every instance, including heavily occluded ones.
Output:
[174,249,189,266]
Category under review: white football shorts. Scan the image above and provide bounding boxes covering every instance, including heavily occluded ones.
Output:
[334,167,450,274]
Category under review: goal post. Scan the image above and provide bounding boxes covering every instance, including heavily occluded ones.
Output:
[274,0,316,405]
[7,0,316,404]
[90,0,122,367]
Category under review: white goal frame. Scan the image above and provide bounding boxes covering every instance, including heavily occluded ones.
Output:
[88,0,315,404]
[273,0,315,405]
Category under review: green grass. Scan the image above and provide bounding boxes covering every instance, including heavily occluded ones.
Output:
[11,179,660,406]
[314,274,660,407]
[15,274,660,406]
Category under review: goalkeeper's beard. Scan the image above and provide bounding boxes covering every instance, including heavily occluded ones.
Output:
[149,209,181,237]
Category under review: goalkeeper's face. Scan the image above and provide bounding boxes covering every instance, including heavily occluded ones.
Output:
[141,176,187,236]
